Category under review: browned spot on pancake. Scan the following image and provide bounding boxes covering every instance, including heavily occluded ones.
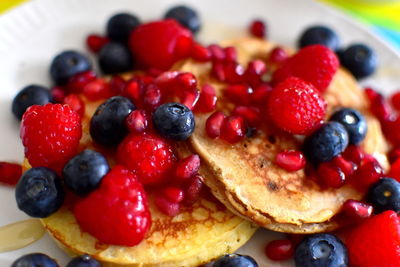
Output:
[94,241,109,250]
[268,181,278,191]
[268,135,276,144]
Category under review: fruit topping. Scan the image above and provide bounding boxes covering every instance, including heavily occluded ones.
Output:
[154,194,181,216]
[346,211,400,267]
[90,96,136,146]
[164,5,201,34]
[206,111,226,138]
[268,47,288,65]
[367,177,400,214]
[98,42,133,74]
[191,42,212,62]
[50,51,92,85]
[174,154,200,182]
[267,77,326,135]
[275,150,306,172]
[12,85,53,120]
[183,174,204,205]
[295,234,348,267]
[350,157,384,191]
[339,199,373,222]
[339,44,377,79]
[15,167,64,218]
[11,253,59,267]
[106,13,141,43]
[125,109,149,133]
[0,162,22,186]
[63,94,85,117]
[329,108,367,145]
[162,186,185,203]
[21,103,82,170]
[194,84,217,113]
[220,115,246,144]
[213,254,258,267]
[86,34,109,53]
[117,133,176,185]
[303,122,349,164]
[249,19,266,39]
[225,84,253,106]
[265,239,294,261]
[153,102,195,141]
[66,254,100,267]
[74,165,151,246]
[317,161,346,188]
[298,25,340,51]
[272,44,339,92]
[82,78,113,101]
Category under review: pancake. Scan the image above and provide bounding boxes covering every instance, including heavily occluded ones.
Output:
[177,37,389,232]
[37,99,257,267]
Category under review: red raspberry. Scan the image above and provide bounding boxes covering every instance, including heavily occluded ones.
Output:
[129,19,193,70]
[0,162,22,186]
[20,104,82,171]
[74,165,151,246]
[272,45,339,92]
[346,211,400,267]
[117,133,176,185]
[267,77,326,135]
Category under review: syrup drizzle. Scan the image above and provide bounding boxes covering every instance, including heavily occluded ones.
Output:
[0,219,45,252]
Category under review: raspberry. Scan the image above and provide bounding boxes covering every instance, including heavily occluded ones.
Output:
[74,165,151,246]
[346,211,400,267]
[272,45,339,92]
[21,104,82,171]
[129,19,193,70]
[249,20,266,39]
[267,77,326,135]
[0,162,22,186]
[117,133,176,185]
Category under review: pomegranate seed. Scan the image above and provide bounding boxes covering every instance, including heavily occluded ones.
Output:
[390,91,400,111]
[126,109,149,133]
[249,19,266,38]
[125,78,144,103]
[232,106,261,127]
[183,174,204,205]
[389,147,400,164]
[136,75,154,85]
[212,61,226,81]
[154,71,180,90]
[225,84,253,106]
[0,162,22,186]
[382,117,400,147]
[147,68,163,78]
[265,239,294,261]
[224,62,245,84]
[206,111,226,138]
[287,234,305,247]
[162,186,185,203]
[275,150,306,172]
[364,87,379,104]
[342,145,364,165]
[180,88,200,110]
[194,84,217,113]
[224,46,237,62]
[351,158,384,191]
[67,70,97,93]
[86,34,109,53]
[63,94,85,117]
[388,158,400,183]
[317,162,345,188]
[83,78,113,101]
[50,86,66,103]
[251,83,273,106]
[333,156,356,177]
[370,94,392,122]
[109,75,126,95]
[220,115,246,144]
[154,195,180,216]
[245,60,267,87]
[191,43,211,62]
[208,44,225,61]
[340,199,373,221]
[174,154,201,182]
[268,47,288,65]
[143,84,162,111]
[176,72,197,90]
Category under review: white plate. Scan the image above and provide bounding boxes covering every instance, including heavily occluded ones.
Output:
[0,0,399,266]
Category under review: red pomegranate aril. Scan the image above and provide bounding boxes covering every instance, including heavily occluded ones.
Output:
[194,84,217,113]
[390,91,400,111]
[370,94,392,122]
[154,195,180,216]
[206,111,226,138]
[109,75,126,95]
[0,162,22,186]
[180,88,200,110]
[220,115,246,144]
[83,79,113,101]
[224,46,237,62]
[162,186,185,203]
[388,158,400,183]
[176,72,197,90]
[340,199,373,221]
[249,19,266,38]
[342,145,365,165]
[67,70,97,93]
[183,174,204,205]
[174,154,200,183]
[191,43,211,62]
[317,162,345,188]
[136,75,154,86]
[208,44,225,61]
[51,86,66,103]
[212,61,226,82]
[268,47,288,65]
[265,239,294,261]
[382,117,400,147]
[364,87,379,103]
[126,110,149,133]
[351,158,384,190]
[333,156,356,177]
[125,78,144,103]
[225,84,253,106]
[251,83,273,106]
[232,106,261,127]
[275,150,306,172]
[389,147,400,164]
[86,34,109,53]
[143,84,162,111]
[224,62,245,84]
[63,94,85,118]
[245,60,267,87]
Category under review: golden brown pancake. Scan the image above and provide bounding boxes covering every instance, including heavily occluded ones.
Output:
[177,37,389,232]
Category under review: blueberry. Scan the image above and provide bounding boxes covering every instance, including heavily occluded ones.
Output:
[367,177,400,214]
[295,234,348,267]
[90,96,136,146]
[329,108,367,145]
[66,254,101,267]
[98,42,133,74]
[303,122,349,164]
[12,84,53,120]
[50,50,91,85]
[15,167,64,218]
[106,13,140,43]
[11,253,59,267]
[212,254,258,267]
[153,102,195,141]
[298,25,340,51]
[164,5,201,34]
[63,150,109,196]
[340,44,377,79]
